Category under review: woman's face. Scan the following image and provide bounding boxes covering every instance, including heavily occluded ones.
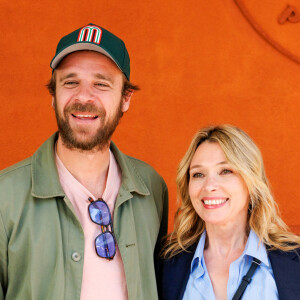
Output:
[188,141,249,227]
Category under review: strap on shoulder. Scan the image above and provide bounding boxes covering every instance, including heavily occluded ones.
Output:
[232,258,261,300]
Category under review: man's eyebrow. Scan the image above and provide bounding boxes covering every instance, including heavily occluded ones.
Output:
[59,72,114,83]
[189,161,228,170]
[59,73,77,82]
[94,73,114,83]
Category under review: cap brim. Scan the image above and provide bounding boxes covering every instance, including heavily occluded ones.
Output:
[50,43,122,72]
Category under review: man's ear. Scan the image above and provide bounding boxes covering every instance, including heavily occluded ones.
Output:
[121,91,133,113]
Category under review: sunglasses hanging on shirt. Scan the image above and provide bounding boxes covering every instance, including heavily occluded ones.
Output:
[88,197,116,260]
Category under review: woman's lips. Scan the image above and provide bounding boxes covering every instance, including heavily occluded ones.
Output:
[201,197,229,209]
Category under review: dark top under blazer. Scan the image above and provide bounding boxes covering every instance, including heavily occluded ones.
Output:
[156,244,300,300]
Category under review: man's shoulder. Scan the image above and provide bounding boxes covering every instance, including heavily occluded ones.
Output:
[126,154,161,174]
[0,157,34,218]
[0,156,33,181]
[0,133,56,181]
[121,152,166,187]
[111,142,167,188]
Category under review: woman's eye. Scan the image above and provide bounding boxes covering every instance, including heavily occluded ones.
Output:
[192,172,204,178]
[220,169,233,175]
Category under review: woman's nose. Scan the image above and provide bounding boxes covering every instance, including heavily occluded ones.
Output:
[203,175,219,192]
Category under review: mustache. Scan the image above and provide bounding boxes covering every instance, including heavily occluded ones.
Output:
[64,102,106,117]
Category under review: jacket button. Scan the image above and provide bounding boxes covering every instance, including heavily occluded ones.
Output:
[71,252,81,262]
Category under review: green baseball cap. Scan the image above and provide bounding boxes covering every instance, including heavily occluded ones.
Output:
[50,23,130,80]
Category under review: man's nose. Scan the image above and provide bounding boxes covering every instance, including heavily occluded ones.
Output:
[75,83,95,103]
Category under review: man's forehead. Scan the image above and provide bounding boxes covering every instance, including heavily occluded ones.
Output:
[57,72,115,84]
[56,50,119,70]
[55,51,123,83]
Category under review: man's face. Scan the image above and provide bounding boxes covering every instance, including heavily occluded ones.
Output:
[53,51,131,151]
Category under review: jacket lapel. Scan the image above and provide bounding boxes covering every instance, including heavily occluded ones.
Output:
[161,244,197,300]
[268,248,300,300]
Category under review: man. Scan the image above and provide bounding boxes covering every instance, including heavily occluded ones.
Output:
[0,23,168,300]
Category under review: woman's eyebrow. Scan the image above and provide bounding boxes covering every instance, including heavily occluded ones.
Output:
[217,161,228,165]
[190,161,228,170]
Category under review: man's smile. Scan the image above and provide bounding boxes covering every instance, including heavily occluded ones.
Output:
[71,113,99,120]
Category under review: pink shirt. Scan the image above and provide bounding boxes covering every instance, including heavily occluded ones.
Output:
[56,150,128,300]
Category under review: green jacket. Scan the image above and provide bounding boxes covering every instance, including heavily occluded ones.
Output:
[0,133,168,300]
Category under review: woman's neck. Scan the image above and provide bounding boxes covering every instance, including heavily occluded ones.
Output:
[205,222,248,260]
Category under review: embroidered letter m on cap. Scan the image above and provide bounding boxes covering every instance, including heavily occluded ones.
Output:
[77,25,102,44]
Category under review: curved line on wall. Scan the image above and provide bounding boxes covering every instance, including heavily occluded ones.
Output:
[234,0,300,65]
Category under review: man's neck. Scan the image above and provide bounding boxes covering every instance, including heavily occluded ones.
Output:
[56,137,110,198]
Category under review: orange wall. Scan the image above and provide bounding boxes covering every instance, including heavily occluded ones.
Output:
[1,1,299,234]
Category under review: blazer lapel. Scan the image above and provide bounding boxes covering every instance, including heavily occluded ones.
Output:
[268,249,300,300]
[177,250,196,300]
[161,244,197,300]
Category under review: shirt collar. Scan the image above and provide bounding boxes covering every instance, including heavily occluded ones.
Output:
[243,229,270,267]
[190,229,270,279]
[190,230,207,278]
[55,146,117,200]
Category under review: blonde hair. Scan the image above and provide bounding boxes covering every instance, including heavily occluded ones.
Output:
[163,125,300,258]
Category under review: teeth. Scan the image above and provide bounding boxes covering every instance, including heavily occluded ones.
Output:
[75,114,97,118]
[203,199,227,205]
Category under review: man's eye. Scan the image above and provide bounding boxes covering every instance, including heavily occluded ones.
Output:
[64,81,78,86]
[95,82,109,88]
[220,169,233,175]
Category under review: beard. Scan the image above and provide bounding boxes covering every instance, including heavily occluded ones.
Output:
[54,98,123,151]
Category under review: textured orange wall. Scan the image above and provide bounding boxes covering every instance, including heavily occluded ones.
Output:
[1,1,299,234]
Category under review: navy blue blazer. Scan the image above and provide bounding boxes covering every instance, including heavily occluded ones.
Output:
[156,244,300,300]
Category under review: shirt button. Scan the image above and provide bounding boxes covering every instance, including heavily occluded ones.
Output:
[71,252,81,262]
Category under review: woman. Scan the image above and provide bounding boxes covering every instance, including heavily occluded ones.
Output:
[158,125,300,300]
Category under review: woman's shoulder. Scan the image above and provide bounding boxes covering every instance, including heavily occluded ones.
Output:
[157,243,198,280]
[268,246,300,262]
[157,244,198,300]
[163,243,198,263]
[267,246,300,299]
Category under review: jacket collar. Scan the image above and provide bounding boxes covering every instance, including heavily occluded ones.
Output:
[31,132,150,199]
[110,142,150,197]
[31,133,64,198]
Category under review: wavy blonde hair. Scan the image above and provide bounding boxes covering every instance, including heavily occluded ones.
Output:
[163,125,300,258]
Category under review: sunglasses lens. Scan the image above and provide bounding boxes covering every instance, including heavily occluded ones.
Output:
[89,201,111,226]
[95,232,116,259]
